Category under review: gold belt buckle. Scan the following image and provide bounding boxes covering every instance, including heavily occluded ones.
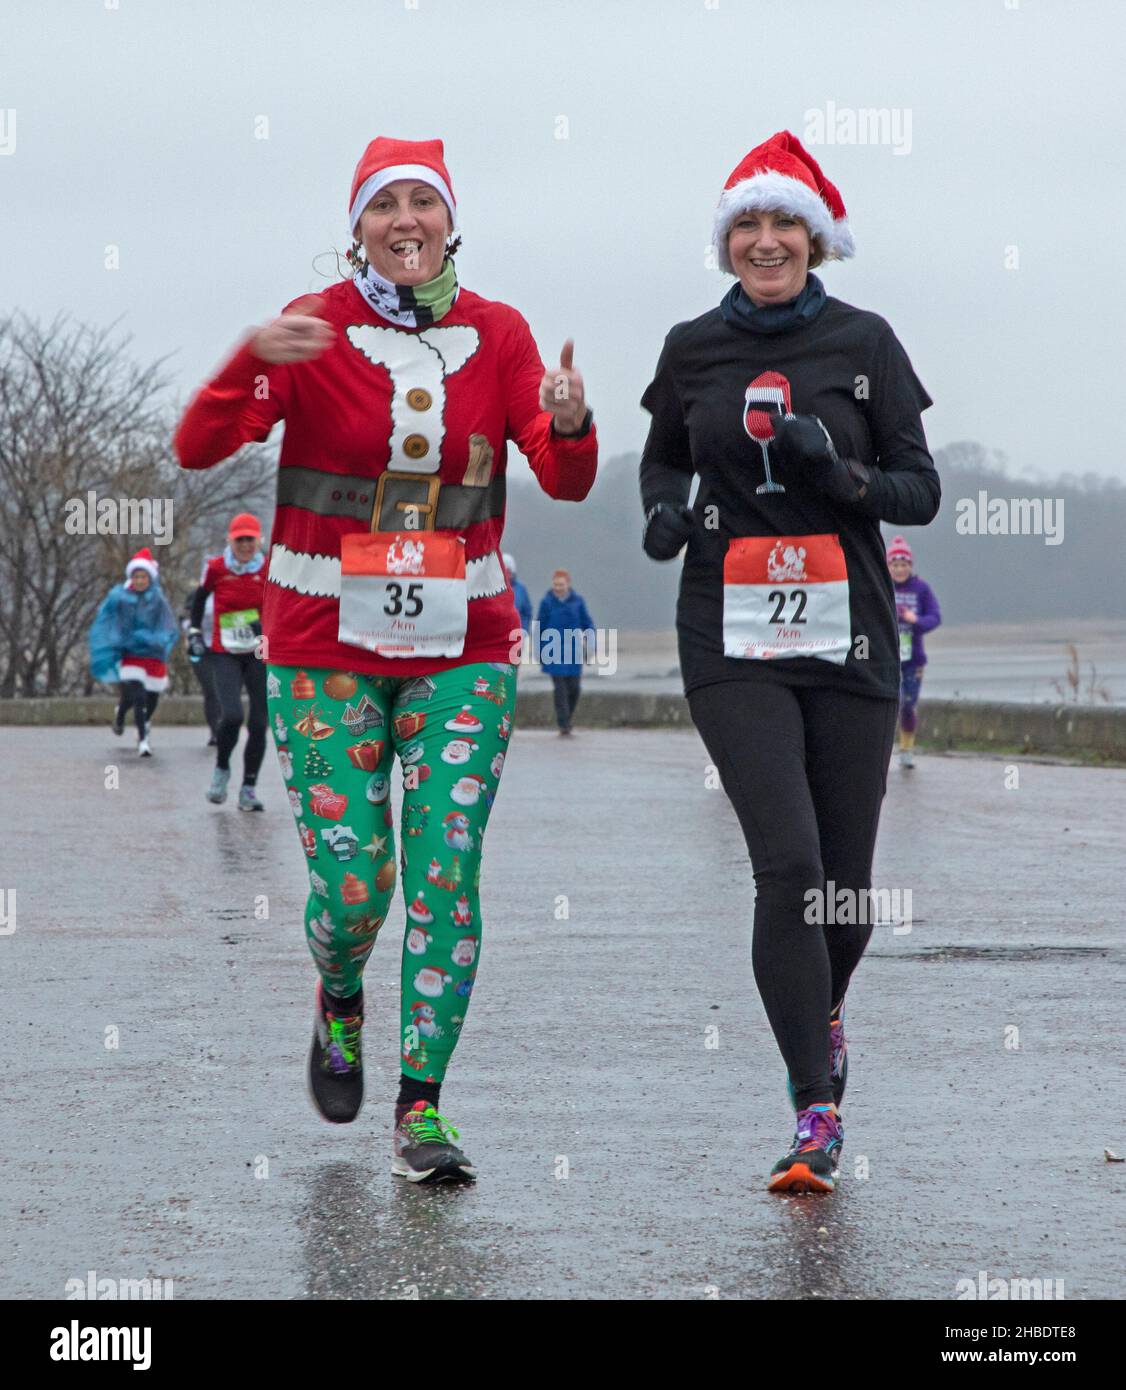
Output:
[372,471,442,532]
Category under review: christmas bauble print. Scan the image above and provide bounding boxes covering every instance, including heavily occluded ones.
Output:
[324,672,358,702]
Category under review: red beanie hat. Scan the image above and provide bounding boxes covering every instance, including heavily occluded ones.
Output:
[125,546,158,580]
[887,535,913,562]
[348,137,456,237]
[713,130,854,274]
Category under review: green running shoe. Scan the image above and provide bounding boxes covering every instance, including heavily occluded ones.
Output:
[307,981,364,1124]
[392,1102,476,1183]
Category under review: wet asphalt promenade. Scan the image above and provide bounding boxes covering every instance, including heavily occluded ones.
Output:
[2,724,1123,1300]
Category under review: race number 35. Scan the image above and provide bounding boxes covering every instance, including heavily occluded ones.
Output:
[384,582,424,617]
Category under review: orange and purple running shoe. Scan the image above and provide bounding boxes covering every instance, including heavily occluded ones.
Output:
[768,1103,843,1194]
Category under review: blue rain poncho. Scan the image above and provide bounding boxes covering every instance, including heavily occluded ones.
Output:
[88,581,180,684]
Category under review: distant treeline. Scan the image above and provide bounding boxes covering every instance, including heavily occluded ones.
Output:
[502,440,1125,629]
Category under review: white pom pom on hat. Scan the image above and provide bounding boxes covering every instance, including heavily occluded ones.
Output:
[713,130,854,275]
[125,547,159,580]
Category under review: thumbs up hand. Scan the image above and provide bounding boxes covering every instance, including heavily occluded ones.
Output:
[539,339,589,436]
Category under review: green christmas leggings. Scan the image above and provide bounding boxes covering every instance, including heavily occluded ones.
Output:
[267,661,517,1084]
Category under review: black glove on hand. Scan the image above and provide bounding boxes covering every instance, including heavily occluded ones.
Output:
[187,629,207,663]
[770,413,873,505]
[643,502,695,561]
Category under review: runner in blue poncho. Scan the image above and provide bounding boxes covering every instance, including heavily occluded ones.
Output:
[88,548,180,756]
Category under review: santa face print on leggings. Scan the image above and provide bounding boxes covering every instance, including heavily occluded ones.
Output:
[266,660,517,1085]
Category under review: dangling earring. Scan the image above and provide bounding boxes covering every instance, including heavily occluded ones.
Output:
[445,233,462,259]
[346,238,366,274]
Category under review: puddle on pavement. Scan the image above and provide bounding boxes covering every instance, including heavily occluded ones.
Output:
[870,945,1120,964]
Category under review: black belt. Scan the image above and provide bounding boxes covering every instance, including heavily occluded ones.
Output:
[275,466,506,532]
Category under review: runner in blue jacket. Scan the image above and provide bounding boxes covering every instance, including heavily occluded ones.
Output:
[503,553,533,634]
[537,569,595,735]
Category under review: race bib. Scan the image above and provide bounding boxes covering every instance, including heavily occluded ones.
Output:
[219,608,260,654]
[899,627,914,662]
[338,533,466,658]
[723,534,851,664]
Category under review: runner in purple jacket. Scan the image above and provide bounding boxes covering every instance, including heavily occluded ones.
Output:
[887,535,941,768]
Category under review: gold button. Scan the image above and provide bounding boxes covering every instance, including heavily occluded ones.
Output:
[406,388,432,411]
[403,434,430,459]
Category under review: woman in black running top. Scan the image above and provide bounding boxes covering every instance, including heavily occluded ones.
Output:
[640,131,940,1194]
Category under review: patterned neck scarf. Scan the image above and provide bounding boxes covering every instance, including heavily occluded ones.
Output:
[223,544,265,576]
[351,256,459,328]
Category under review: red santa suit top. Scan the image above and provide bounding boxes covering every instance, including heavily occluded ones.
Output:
[174,279,598,675]
[200,553,269,656]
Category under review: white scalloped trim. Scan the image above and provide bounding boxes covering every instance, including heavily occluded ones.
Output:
[267,543,506,602]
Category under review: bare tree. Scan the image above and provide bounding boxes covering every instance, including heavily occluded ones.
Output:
[0,313,276,696]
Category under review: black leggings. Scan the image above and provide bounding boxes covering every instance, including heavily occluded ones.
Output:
[117,681,159,735]
[194,650,221,735]
[210,650,268,782]
[550,674,582,730]
[688,680,897,1110]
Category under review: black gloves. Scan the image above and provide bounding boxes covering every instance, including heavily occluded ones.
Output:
[642,502,695,560]
[187,629,207,663]
[770,413,874,506]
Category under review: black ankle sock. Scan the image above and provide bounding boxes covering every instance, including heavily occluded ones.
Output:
[324,985,363,1015]
[243,774,257,787]
[396,1077,440,1111]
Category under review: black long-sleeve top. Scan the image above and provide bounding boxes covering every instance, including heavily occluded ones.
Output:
[639,294,940,698]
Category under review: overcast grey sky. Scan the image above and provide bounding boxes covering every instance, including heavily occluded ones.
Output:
[3,0,1123,484]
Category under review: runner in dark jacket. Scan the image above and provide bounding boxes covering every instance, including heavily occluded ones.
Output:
[537,570,595,735]
[640,131,940,1194]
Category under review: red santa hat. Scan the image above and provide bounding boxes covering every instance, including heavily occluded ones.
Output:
[348,137,457,238]
[408,891,433,921]
[448,707,483,731]
[887,535,914,562]
[125,547,159,580]
[713,130,854,275]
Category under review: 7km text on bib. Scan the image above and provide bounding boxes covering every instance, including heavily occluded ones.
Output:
[338,533,467,659]
[723,534,851,664]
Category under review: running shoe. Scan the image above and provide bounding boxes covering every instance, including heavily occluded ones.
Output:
[206,768,230,804]
[238,785,264,812]
[829,1006,848,1106]
[900,747,915,769]
[392,1101,476,1183]
[768,1103,843,1194]
[307,981,364,1124]
[786,1005,848,1111]
[138,736,152,757]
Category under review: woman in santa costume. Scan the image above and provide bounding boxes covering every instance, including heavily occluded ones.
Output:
[640,131,940,1193]
[187,512,270,810]
[88,547,180,757]
[175,136,596,1182]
